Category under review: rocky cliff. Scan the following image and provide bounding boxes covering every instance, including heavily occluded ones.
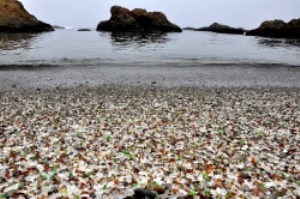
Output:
[0,0,54,32]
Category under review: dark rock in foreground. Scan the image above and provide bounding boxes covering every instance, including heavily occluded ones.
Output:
[133,188,157,199]
[78,28,91,31]
[123,188,158,199]
[97,5,182,33]
[0,0,54,33]
[196,23,245,35]
[246,18,300,39]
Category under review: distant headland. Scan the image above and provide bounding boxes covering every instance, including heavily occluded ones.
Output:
[182,19,300,39]
[52,25,65,30]
[195,23,245,35]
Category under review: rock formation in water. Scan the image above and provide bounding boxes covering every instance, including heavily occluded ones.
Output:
[0,0,54,32]
[182,27,196,31]
[78,28,91,31]
[196,23,245,34]
[97,5,182,33]
[246,18,300,39]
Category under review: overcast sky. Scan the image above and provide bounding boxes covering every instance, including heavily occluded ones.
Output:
[19,0,300,29]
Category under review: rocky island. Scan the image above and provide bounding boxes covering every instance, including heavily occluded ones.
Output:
[182,27,196,31]
[78,28,91,31]
[196,22,245,35]
[246,18,300,39]
[0,0,53,32]
[97,5,182,33]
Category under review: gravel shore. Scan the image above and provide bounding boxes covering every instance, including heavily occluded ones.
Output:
[0,85,299,198]
[1,63,300,92]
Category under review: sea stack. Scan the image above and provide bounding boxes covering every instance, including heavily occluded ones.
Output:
[246,18,300,39]
[0,0,54,33]
[196,23,245,35]
[97,5,182,33]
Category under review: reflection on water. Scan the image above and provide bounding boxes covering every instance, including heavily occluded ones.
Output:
[0,33,37,51]
[0,30,300,66]
[110,32,171,48]
[258,38,300,49]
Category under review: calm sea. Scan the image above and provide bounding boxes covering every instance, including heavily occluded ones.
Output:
[0,29,300,67]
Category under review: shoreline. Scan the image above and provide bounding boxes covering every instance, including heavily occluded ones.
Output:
[0,85,299,198]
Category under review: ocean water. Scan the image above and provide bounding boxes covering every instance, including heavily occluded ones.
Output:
[0,29,300,67]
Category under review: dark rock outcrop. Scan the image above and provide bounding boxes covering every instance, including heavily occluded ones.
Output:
[133,188,157,199]
[0,0,54,33]
[97,5,182,33]
[246,18,300,39]
[196,23,245,34]
[78,28,91,31]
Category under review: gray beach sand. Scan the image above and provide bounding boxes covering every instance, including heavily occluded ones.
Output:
[0,64,299,198]
[0,63,300,92]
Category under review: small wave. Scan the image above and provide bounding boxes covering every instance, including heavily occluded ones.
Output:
[0,64,62,70]
[1,59,299,70]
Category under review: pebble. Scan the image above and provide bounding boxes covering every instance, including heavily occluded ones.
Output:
[134,188,157,199]
[0,86,299,198]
